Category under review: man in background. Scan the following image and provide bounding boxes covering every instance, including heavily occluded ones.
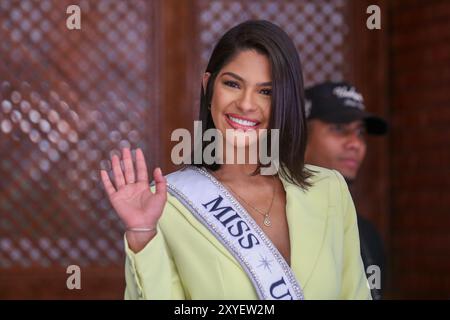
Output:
[304,81,388,299]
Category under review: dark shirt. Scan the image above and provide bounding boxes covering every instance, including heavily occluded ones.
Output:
[357,214,385,300]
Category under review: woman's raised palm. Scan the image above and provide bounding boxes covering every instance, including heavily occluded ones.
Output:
[100,148,167,229]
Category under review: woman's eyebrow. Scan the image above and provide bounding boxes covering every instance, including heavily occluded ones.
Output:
[221,72,272,86]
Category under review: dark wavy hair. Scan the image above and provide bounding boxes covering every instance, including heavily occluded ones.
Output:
[193,20,312,189]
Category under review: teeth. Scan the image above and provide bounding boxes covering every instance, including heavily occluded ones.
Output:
[228,115,257,127]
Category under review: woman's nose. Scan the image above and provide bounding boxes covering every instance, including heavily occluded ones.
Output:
[236,90,256,112]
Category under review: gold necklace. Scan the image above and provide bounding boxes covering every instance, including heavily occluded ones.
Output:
[214,174,276,227]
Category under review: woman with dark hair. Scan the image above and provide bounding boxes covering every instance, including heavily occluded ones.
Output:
[100,20,370,300]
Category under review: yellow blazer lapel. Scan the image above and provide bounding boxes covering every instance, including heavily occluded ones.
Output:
[282,174,329,290]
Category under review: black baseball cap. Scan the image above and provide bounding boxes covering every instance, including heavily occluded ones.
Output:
[304,81,388,135]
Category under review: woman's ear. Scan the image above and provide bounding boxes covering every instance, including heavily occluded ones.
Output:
[202,72,211,93]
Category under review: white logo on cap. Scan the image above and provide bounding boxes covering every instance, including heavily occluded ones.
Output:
[333,86,365,110]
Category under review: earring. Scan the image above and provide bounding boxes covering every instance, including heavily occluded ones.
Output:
[208,104,211,110]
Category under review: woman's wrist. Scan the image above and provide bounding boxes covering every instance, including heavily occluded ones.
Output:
[126,226,158,253]
[126,226,157,233]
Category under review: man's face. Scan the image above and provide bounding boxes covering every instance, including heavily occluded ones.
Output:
[305,119,367,181]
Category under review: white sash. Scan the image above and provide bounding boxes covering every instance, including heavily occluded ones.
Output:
[165,165,304,300]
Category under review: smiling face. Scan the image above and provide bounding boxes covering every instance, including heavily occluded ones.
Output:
[203,50,272,151]
[305,119,367,181]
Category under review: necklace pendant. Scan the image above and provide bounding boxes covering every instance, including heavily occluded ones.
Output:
[263,215,271,227]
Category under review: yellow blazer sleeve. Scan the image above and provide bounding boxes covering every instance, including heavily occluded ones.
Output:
[123,204,185,300]
[334,170,372,300]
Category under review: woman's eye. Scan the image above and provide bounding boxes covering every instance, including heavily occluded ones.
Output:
[260,88,272,96]
[224,81,240,89]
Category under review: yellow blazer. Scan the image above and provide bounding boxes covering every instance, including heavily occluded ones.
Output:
[124,165,371,300]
